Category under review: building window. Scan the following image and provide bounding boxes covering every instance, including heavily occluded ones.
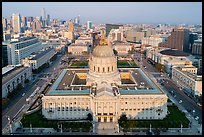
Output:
[103,67,105,72]
[112,66,114,71]
[98,67,100,72]
[108,67,109,72]
[94,66,95,71]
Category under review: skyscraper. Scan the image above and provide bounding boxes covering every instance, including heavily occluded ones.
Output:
[68,19,74,32]
[78,15,80,25]
[87,21,92,30]
[2,17,8,31]
[42,8,46,20]
[21,16,27,28]
[46,14,50,26]
[12,13,21,33]
[74,15,80,25]
[32,19,42,32]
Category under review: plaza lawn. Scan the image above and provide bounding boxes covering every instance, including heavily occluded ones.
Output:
[117,60,138,68]
[21,110,92,131]
[119,106,190,129]
[70,61,88,67]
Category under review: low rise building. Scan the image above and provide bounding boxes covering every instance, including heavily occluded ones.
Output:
[21,48,56,70]
[142,35,163,47]
[164,57,193,75]
[2,65,32,98]
[68,43,88,55]
[75,36,93,46]
[111,40,133,55]
[172,66,202,96]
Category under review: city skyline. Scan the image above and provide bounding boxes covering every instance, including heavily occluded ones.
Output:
[2,2,202,24]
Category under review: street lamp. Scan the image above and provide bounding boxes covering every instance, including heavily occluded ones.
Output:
[7,116,12,134]
[192,110,195,118]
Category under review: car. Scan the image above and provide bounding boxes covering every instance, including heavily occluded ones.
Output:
[197,103,202,107]
[195,116,199,121]
[179,100,182,103]
[22,93,25,97]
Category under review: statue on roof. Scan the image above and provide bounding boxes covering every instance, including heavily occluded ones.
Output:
[100,33,108,46]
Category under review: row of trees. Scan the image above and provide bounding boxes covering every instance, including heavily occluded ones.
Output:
[33,62,49,74]
[21,111,93,132]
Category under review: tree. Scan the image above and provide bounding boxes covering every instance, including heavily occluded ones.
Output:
[87,113,93,121]
[82,51,88,55]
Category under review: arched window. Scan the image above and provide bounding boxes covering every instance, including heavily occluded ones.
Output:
[98,67,100,72]
[94,66,95,71]
[103,67,105,72]
[108,67,109,72]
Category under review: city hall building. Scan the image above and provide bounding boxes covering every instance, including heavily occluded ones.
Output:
[42,42,168,123]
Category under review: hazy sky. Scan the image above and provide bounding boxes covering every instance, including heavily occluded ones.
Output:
[2,2,202,24]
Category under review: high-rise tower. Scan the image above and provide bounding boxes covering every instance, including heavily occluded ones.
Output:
[68,19,74,32]
[42,8,46,20]
[12,13,21,33]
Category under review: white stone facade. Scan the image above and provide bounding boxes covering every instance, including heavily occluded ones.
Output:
[2,66,32,98]
[42,94,167,122]
[172,66,202,96]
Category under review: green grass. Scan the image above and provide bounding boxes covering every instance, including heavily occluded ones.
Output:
[117,60,138,68]
[21,110,92,131]
[119,106,190,128]
[71,61,88,67]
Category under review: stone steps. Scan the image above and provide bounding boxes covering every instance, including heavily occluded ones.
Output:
[95,122,118,135]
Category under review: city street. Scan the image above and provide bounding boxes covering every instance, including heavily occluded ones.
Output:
[2,53,64,133]
[132,52,202,127]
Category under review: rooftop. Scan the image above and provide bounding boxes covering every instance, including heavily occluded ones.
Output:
[160,49,190,56]
[174,67,202,81]
[31,48,54,60]
[2,66,29,85]
[46,68,162,96]
[2,65,16,75]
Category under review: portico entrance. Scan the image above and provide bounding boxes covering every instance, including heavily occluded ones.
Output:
[97,116,117,122]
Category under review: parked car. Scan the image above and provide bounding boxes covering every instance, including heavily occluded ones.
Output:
[195,116,199,121]
[179,100,182,103]
[22,93,25,97]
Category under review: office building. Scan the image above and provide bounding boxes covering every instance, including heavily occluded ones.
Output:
[142,35,164,47]
[191,40,202,55]
[31,19,42,32]
[105,24,123,37]
[2,42,12,67]
[21,16,27,28]
[7,36,42,65]
[108,29,124,42]
[172,66,202,96]
[12,13,21,34]
[42,8,46,20]
[22,48,56,70]
[68,43,88,55]
[2,17,8,31]
[111,40,134,55]
[165,28,190,52]
[87,21,92,30]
